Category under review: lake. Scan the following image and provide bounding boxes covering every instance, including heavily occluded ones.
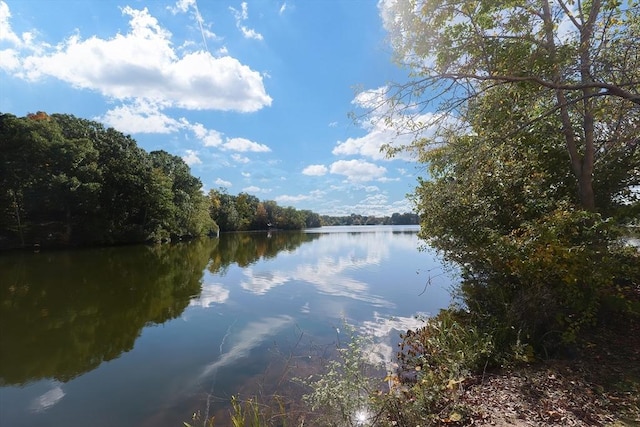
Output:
[0,225,454,427]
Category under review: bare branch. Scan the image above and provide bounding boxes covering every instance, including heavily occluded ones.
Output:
[436,73,640,105]
[557,0,583,30]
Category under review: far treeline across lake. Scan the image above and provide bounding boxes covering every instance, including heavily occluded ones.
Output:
[0,112,418,251]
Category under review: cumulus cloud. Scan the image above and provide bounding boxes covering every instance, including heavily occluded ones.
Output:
[243,185,270,193]
[333,86,442,161]
[330,159,387,183]
[223,137,271,152]
[98,101,184,134]
[302,164,328,176]
[214,178,232,187]
[191,122,224,147]
[0,1,22,46]
[182,149,202,166]
[2,4,271,113]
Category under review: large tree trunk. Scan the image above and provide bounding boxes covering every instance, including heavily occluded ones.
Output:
[542,0,597,211]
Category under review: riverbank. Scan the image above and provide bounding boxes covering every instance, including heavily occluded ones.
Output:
[194,312,640,426]
[456,316,640,426]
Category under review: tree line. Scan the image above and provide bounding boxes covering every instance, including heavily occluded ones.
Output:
[320,212,419,226]
[0,112,328,250]
[208,189,322,232]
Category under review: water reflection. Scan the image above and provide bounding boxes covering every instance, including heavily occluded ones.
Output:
[0,240,212,385]
[0,226,453,427]
[30,383,65,413]
[0,232,321,386]
[208,232,320,274]
[200,315,294,377]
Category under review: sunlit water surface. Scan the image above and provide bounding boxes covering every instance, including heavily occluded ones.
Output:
[0,225,454,427]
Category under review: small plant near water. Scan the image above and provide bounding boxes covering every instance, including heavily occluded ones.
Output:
[184,394,293,427]
[373,308,495,425]
[299,324,385,426]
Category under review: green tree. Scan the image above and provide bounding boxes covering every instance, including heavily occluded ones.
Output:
[149,150,215,238]
[0,112,216,248]
[378,0,640,347]
[382,0,640,212]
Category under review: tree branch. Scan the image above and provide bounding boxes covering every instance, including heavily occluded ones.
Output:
[436,73,640,105]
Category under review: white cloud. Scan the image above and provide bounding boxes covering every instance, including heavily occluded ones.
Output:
[231,153,250,163]
[302,164,328,176]
[333,132,394,160]
[243,185,270,194]
[4,5,271,113]
[279,3,287,15]
[241,172,251,178]
[330,159,387,183]
[191,123,224,147]
[169,0,195,14]
[190,282,229,307]
[230,2,264,40]
[98,101,183,134]
[0,48,22,73]
[169,0,219,41]
[214,178,232,187]
[182,149,202,165]
[223,137,271,152]
[0,1,21,46]
[336,86,443,161]
[276,194,311,204]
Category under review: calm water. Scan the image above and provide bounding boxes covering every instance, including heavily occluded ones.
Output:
[0,225,454,427]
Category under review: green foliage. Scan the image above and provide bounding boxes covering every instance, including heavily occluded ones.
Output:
[410,81,640,349]
[319,212,419,226]
[300,325,384,426]
[377,310,494,425]
[383,8,640,349]
[186,394,294,427]
[0,112,217,248]
[207,188,319,232]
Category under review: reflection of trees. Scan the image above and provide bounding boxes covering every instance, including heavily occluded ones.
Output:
[208,232,320,275]
[0,239,213,386]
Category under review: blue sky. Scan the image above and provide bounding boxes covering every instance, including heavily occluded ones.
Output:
[0,0,425,216]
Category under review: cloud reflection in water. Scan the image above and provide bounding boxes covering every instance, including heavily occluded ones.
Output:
[30,384,65,413]
[190,282,230,307]
[200,315,293,378]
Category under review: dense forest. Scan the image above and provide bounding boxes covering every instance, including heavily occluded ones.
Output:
[0,112,420,250]
[0,112,217,249]
[0,114,287,249]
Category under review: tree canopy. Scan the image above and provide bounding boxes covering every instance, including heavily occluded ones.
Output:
[0,112,329,249]
[0,112,217,249]
[379,0,640,347]
[208,189,322,232]
[382,0,639,212]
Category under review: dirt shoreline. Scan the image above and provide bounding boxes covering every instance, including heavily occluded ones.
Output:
[457,319,640,426]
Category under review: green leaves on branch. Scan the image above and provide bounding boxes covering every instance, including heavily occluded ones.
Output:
[380,0,640,350]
